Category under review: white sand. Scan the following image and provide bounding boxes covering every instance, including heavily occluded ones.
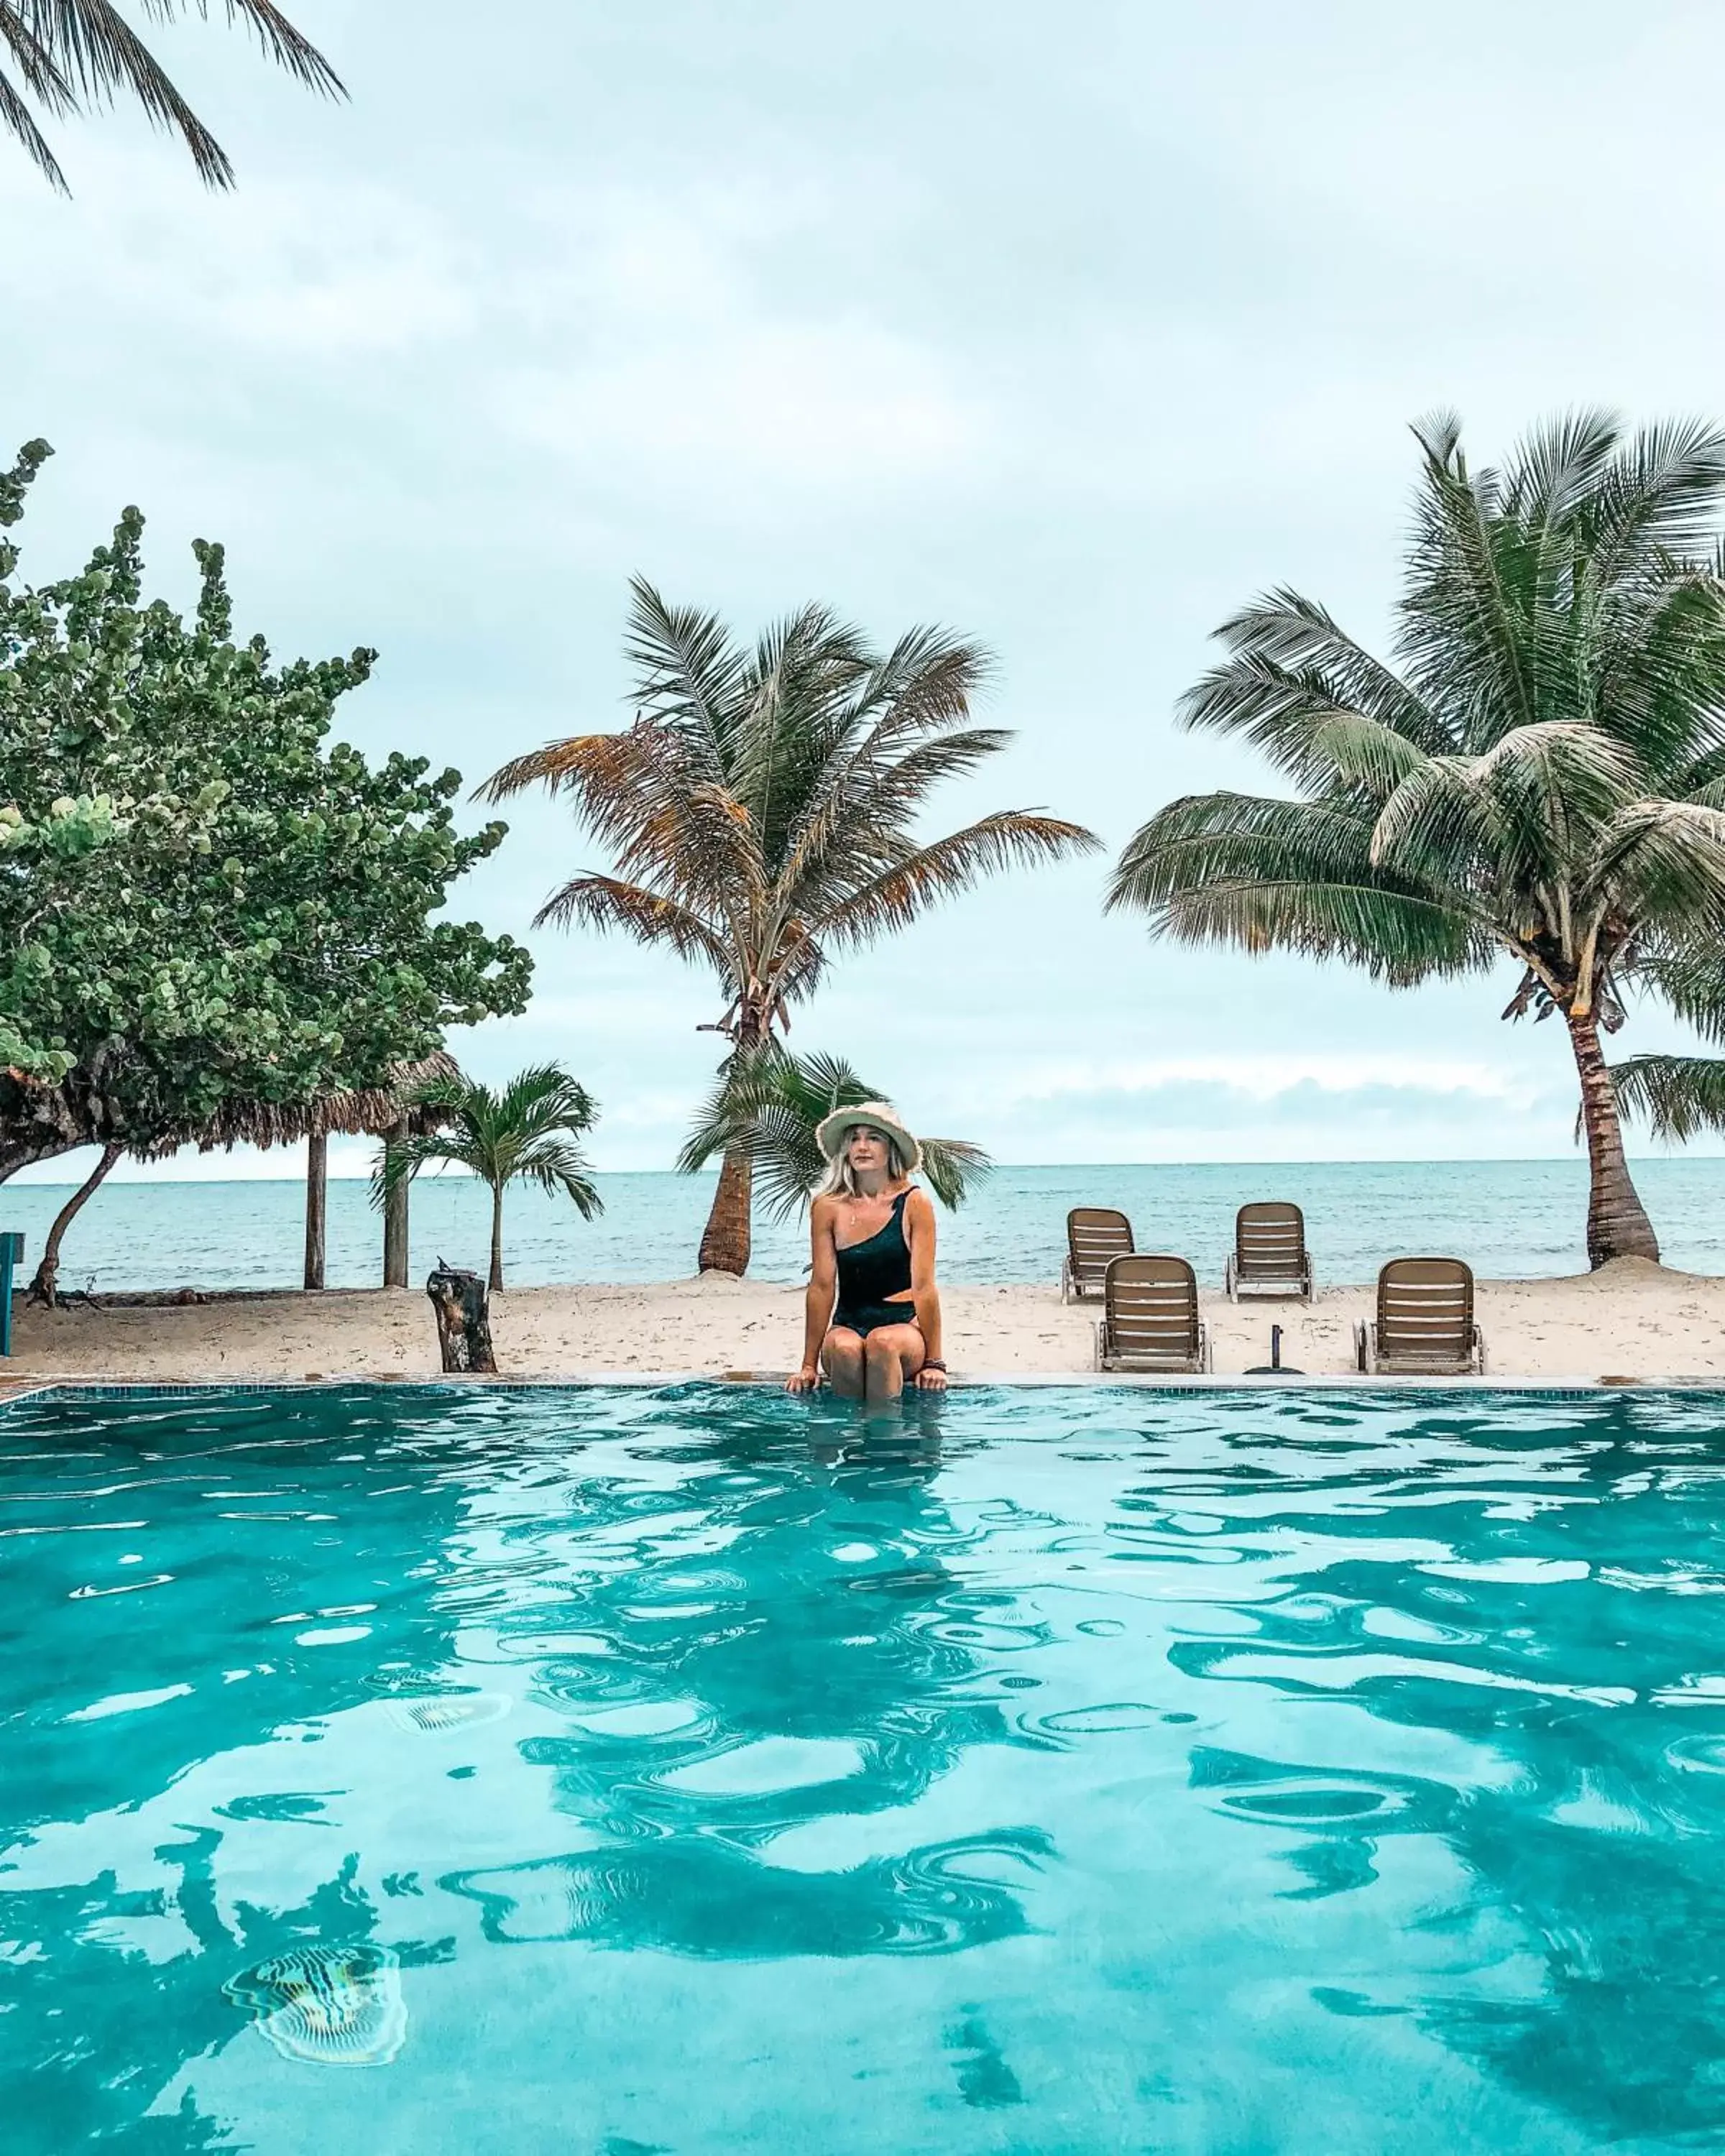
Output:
[6,1257,1721,1383]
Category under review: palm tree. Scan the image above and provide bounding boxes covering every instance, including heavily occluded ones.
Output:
[3,0,343,193]
[1110,410,1725,1269]
[678,1049,993,1220]
[482,580,1098,1276]
[372,1064,602,1292]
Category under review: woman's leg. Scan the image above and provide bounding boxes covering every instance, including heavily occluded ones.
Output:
[821,1327,866,1397]
[862,1322,925,1403]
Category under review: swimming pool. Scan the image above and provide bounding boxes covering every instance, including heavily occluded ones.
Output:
[5,1382,1725,2152]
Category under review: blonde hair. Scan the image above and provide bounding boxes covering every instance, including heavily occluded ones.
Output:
[818,1124,910,1200]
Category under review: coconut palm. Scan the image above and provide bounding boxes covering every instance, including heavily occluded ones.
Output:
[3,0,343,193]
[1110,410,1725,1268]
[678,1049,993,1220]
[372,1064,602,1292]
[482,580,1098,1276]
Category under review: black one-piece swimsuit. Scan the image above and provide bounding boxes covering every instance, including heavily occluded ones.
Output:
[833,1192,918,1338]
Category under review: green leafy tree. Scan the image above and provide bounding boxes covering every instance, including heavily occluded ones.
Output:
[678,1048,992,1220]
[483,578,1098,1275]
[2,0,342,192]
[373,1064,602,1291]
[0,438,533,1181]
[1110,410,1725,1268]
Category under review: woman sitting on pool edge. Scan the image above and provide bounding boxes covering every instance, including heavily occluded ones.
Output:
[786,1102,947,1400]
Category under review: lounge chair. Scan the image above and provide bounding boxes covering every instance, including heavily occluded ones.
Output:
[1094,1254,1212,1373]
[1062,1207,1134,1302]
[1353,1258,1486,1376]
[1225,1202,1313,1303]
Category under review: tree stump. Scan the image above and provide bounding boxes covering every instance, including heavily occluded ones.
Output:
[426,1261,497,1375]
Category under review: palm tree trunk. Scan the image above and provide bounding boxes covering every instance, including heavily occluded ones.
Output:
[1568,1007,1660,1267]
[489,1182,505,1293]
[698,1148,753,1276]
[27,1141,122,1307]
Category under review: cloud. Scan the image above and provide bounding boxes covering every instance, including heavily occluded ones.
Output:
[8,156,477,359]
[488,183,988,500]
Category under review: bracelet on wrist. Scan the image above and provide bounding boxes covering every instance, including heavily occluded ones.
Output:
[921,1358,947,1372]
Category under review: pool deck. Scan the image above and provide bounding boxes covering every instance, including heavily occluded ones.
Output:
[6,1369,1725,1398]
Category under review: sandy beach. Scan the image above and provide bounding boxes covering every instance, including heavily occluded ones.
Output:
[6,1257,1721,1384]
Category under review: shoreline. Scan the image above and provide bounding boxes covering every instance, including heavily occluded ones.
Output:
[9,1258,1724,1386]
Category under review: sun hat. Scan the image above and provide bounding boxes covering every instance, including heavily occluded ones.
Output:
[815,1100,921,1174]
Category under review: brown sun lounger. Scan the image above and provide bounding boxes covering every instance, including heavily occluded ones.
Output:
[1094,1254,1212,1373]
[1225,1202,1312,1303]
[1353,1258,1486,1376]
[1062,1207,1134,1302]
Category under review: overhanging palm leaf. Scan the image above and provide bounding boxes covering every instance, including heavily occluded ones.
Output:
[678,1048,993,1225]
[1610,1055,1725,1143]
[2,0,343,190]
[1112,408,1725,1268]
[483,580,1095,1273]
[372,1063,602,1291]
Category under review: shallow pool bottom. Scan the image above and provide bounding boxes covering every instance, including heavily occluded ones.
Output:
[5,1381,1725,2154]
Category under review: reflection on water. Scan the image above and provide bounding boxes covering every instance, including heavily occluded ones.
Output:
[6,1384,1725,2150]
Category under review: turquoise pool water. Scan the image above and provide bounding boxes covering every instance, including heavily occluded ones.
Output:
[5,1385,1725,2152]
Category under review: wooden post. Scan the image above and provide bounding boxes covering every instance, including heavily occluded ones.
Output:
[304,1130,328,1291]
[426,1261,497,1374]
[382,1118,410,1289]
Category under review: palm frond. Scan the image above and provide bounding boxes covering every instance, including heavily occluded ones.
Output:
[621,575,754,779]
[818,810,1100,949]
[479,725,760,916]
[1187,589,1450,762]
[916,1135,992,1209]
[531,873,734,975]
[1582,799,1725,926]
[1111,789,1481,980]
[1586,416,1725,577]
[5,0,342,188]
[1626,946,1725,1046]
[0,56,66,185]
[1609,1054,1725,1141]
[678,1046,992,1220]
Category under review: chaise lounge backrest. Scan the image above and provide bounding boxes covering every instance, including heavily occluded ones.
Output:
[1064,1207,1134,1299]
[1100,1253,1204,1368]
[1232,1202,1310,1290]
[1375,1257,1476,1368]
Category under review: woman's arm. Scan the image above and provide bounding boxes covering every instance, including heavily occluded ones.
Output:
[905,1188,946,1388]
[787,1198,837,1393]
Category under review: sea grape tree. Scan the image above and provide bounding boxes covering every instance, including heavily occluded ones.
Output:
[0,438,533,1181]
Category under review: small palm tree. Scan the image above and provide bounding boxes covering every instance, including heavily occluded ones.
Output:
[373,1065,602,1292]
[482,579,1096,1274]
[678,1049,992,1218]
[1110,410,1725,1268]
[3,0,343,192]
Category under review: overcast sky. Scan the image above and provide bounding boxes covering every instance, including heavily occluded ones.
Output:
[9,0,1725,1178]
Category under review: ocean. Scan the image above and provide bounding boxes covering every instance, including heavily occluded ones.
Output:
[4,1157,1724,1295]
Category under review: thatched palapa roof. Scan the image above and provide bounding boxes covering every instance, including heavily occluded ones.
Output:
[140,1053,460,1158]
